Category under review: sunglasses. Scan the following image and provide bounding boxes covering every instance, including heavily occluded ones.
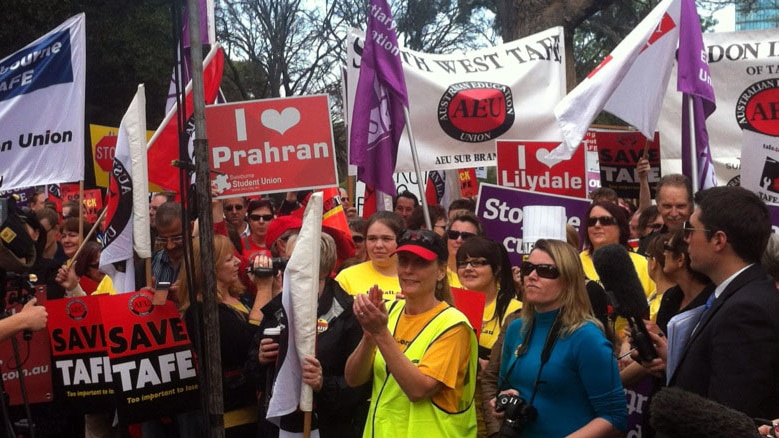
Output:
[224,204,244,212]
[456,259,490,269]
[249,214,274,222]
[447,230,476,241]
[87,263,100,270]
[648,223,663,231]
[519,261,560,279]
[587,216,618,227]
[683,220,711,238]
[352,235,365,244]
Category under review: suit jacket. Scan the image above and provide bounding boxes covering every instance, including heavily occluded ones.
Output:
[669,264,779,418]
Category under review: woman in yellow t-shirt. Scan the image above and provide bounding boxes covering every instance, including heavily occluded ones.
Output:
[345,230,477,438]
[335,211,404,301]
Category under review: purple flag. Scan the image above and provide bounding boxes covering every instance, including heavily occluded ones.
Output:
[349,0,409,195]
[678,0,717,190]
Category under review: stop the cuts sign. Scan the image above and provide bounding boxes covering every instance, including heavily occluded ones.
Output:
[206,95,338,198]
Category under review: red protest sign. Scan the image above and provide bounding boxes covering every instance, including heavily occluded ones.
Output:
[459,168,478,198]
[206,95,338,198]
[99,292,199,423]
[0,286,53,405]
[46,295,115,413]
[496,140,587,198]
[594,130,660,199]
[451,287,486,338]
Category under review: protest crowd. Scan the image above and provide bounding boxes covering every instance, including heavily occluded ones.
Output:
[2,0,779,437]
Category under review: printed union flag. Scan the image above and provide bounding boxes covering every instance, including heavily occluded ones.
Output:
[678,0,717,190]
[349,0,408,195]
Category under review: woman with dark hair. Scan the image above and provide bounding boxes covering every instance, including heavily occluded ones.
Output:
[654,228,714,335]
[638,205,664,238]
[456,237,521,361]
[345,230,478,437]
[335,211,404,301]
[580,202,655,300]
[456,237,521,435]
[493,239,627,437]
[446,211,484,289]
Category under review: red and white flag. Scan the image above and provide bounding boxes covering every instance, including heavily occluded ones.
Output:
[267,193,322,422]
[100,85,151,293]
[147,44,224,193]
[550,0,681,159]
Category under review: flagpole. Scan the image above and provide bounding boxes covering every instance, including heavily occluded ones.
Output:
[69,208,108,263]
[687,96,699,193]
[403,108,432,229]
[186,0,224,436]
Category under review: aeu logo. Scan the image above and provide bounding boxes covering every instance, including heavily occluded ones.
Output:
[736,79,779,136]
[438,81,514,143]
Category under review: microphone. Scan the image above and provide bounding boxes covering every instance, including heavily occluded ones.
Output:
[592,243,657,362]
[650,387,761,438]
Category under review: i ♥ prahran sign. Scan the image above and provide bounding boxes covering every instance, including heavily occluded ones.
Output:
[206,95,338,198]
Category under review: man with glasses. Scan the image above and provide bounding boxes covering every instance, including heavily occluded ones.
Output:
[667,187,779,420]
[223,196,249,238]
[151,201,185,285]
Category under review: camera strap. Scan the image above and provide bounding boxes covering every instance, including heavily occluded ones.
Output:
[499,310,563,405]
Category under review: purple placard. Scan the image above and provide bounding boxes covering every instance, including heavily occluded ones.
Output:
[769,205,779,231]
[0,187,36,208]
[476,183,591,266]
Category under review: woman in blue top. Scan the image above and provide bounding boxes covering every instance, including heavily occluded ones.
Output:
[492,239,627,437]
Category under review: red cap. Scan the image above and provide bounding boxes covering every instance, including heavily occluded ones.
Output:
[265,215,302,248]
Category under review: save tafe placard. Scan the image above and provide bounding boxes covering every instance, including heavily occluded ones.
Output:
[47,295,115,413]
[206,95,338,198]
[46,293,199,422]
[98,292,199,423]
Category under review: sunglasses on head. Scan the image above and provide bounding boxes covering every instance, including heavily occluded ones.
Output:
[519,261,560,279]
[587,216,618,227]
[352,235,365,244]
[399,230,437,246]
[447,230,476,241]
[224,204,244,212]
[249,214,274,222]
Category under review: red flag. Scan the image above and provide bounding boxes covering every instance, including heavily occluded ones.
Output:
[147,45,224,192]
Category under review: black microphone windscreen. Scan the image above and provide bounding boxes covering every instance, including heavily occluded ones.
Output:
[592,243,648,319]
[585,280,609,320]
[650,387,760,438]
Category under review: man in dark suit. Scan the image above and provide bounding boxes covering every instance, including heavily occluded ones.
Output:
[669,186,779,419]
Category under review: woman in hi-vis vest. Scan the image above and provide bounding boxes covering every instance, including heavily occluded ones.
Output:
[345,230,478,438]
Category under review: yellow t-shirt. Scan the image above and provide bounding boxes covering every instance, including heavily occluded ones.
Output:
[579,250,656,298]
[580,250,655,339]
[335,260,400,301]
[92,275,117,295]
[392,301,472,413]
[447,268,463,289]
[479,298,523,351]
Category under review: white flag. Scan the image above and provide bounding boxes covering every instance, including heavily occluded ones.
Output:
[267,192,322,422]
[0,14,86,190]
[550,0,681,159]
[100,85,148,293]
